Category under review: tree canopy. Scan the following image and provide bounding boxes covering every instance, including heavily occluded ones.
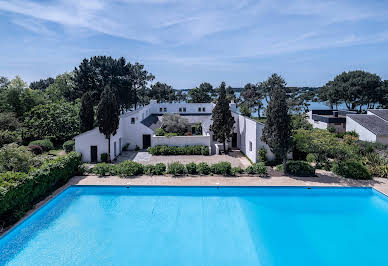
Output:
[188,82,214,103]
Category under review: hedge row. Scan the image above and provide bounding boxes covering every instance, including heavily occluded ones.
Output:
[91,161,267,177]
[147,145,209,155]
[0,152,82,227]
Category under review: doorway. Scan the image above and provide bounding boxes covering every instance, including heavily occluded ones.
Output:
[143,134,151,149]
[232,133,237,148]
[90,146,98,163]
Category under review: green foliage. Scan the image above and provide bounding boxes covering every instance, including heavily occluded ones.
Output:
[239,103,251,117]
[0,152,82,226]
[154,163,166,175]
[333,160,371,180]
[115,161,144,177]
[149,82,176,103]
[246,162,267,176]
[0,130,20,147]
[0,112,21,131]
[167,162,187,176]
[29,139,54,151]
[210,162,232,176]
[30,77,54,91]
[291,114,312,130]
[63,140,75,153]
[197,162,211,175]
[155,128,166,136]
[122,143,129,151]
[92,163,114,176]
[375,164,388,179]
[210,82,235,153]
[24,101,80,143]
[135,145,140,151]
[28,145,43,155]
[231,167,244,176]
[0,143,34,173]
[147,145,209,156]
[161,113,189,135]
[188,82,214,103]
[143,164,156,175]
[79,92,95,133]
[285,160,315,177]
[306,153,317,163]
[100,153,109,163]
[258,147,268,163]
[240,83,264,117]
[185,162,197,175]
[261,74,292,170]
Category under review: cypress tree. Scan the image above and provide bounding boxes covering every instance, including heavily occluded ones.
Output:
[210,82,235,154]
[97,85,120,161]
[261,74,292,172]
[79,92,95,133]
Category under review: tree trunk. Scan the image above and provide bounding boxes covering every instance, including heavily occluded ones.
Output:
[108,136,111,162]
[282,154,287,174]
[257,104,261,118]
[223,140,227,155]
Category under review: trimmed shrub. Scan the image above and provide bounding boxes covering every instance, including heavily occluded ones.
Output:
[0,152,82,227]
[63,140,75,153]
[28,145,43,155]
[144,164,156,175]
[92,163,114,176]
[0,130,20,147]
[154,163,166,175]
[29,139,54,152]
[186,162,197,175]
[122,143,130,151]
[258,148,268,163]
[306,153,317,163]
[155,128,166,136]
[0,143,34,173]
[167,162,186,176]
[147,145,210,156]
[285,160,315,177]
[211,162,232,176]
[332,160,371,180]
[100,153,109,163]
[197,162,210,175]
[115,161,144,177]
[246,162,267,176]
[231,167,244,176]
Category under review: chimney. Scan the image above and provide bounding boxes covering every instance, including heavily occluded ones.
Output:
[229,100,237,112]
[333,111,338,118]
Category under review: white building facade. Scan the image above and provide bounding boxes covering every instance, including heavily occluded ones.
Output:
[75,100,274,163]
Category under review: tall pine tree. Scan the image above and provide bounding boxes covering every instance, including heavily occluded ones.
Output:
[210,82,235,154]
[261,74,292,172]
[97,85,120,161]
[79,92,95,133]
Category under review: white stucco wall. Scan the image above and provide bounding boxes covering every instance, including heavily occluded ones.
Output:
[152,135,211,147]
[346,117,377,142]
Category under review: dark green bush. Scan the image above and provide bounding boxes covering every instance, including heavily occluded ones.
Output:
[258,148,267,163]
[115,161,144,177]
[155,128,166,136]
[100,153,109,163]
[91,163,114,176]
[0,143,34,173]
[211,162,232,176]
[28,145,43,155]
[122,143,129,151]
[246,162,267,175]
[147,145,210,156]
[167,162,186,176]
[285,160,315,177]
[0,130,20,147]
[0,152,82,227]
[135,145,140,151]
[186,162,197,175]
[154,163,166,175]
[197,162,210,175]
[63,140,75,153]
[332,160,371,180]
[143,164,156,175]
[306,153,317,163]
[29,139,54,152]
[231,167,244,176]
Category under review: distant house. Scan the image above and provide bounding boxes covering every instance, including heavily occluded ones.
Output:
[346,109,388,144]
[307,110,357,133]
[74,100,274,163]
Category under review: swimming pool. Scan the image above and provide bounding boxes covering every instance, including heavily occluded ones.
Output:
[1,186,388,265]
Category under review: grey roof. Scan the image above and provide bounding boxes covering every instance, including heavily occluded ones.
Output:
[348,114,388,136]
[368,109,388,122]
[141,115,162,132]
[141,114,211,132]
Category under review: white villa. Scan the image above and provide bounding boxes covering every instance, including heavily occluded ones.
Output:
[74,100,274,163]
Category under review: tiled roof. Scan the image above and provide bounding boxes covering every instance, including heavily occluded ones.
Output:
[368,109,388,122]
[348,114,388,136]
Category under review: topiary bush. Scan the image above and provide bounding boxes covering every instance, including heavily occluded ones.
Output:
[201,146,210,155]
[28,145,43,155]
[186,162,197,175]
[100,153,109,163]
[154,163,166,175]
[29,139,54,152]
[197,162,210,175]
[246,162,267,176]
[92,163,114,176]
[285,160,316,177]
[63,140,75,153]
[143,164,156,175]
[167,162,187,176]
[211,162,232,176]
[231,167,244,176]
[332,160,371,180]
[147,145,210,156]
[115,161,144,177]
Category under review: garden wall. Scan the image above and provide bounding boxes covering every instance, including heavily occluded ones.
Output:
[152,135,211,147]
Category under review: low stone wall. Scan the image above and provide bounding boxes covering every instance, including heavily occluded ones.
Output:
[151,135,211,147]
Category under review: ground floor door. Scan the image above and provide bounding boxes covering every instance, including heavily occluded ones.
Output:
[114,142,117,157]
[90,146,98,163]
[143,134,151,149]
[119,138,122,154]
[232,133,237,148]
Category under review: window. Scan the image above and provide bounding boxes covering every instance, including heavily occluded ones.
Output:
[202,107,206,112]
[164,107,167,112]
[198,107,201,112]
[183,107,186,112]
[131,117,135,124]
[249,141,252,151]
[160,107,163,112]
[179,107,182,112]
[212,134,217,141]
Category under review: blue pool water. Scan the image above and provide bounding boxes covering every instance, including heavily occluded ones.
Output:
[1,186,388,265]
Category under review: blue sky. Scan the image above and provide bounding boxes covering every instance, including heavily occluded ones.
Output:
[0,0,387,89]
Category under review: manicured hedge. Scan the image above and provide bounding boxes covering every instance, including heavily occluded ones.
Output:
[211,162,232,176]
[63,140,75,153]
[147,145,209,156]
[246,162,267,176]
[332,160,371,180]
[285,160,315,177]
[115,161,144,177]
[0,152,82,227]
[29,139,54,151]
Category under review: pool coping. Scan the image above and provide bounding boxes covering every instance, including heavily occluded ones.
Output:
[1,181,388,238]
